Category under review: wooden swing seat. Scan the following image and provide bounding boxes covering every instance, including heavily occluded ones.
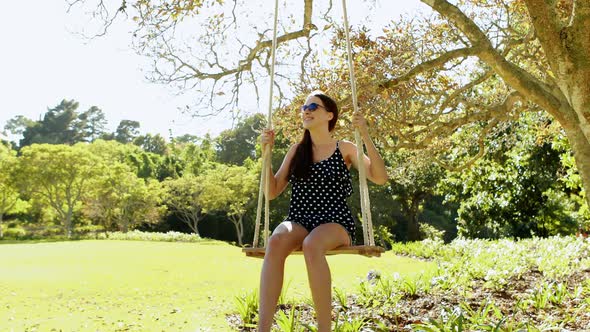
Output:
[242,245,385,258]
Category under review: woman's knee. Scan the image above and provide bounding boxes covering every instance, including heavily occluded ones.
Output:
[266,233,295,258]
[302,236,324,257]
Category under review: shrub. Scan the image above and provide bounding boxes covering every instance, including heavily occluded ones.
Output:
[3,226,27,239]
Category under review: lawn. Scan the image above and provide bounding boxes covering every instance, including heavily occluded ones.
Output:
[0,240,434,331]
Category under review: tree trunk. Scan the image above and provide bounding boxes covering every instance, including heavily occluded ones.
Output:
[65,208,73,239]
[190,219,200,237]
[406,204,421,242]
[564,122,590,210]
[0,213,3,238]
[230,214,244,246]
[188,211,201,237]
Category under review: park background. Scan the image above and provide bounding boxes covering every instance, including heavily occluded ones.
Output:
[1,0,589,331]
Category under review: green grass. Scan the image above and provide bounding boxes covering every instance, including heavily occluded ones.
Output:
[0,240,434,331]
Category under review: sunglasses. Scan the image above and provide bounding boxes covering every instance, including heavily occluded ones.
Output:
[300,103,325,112]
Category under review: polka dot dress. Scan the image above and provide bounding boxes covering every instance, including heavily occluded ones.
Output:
[286,141,356,244]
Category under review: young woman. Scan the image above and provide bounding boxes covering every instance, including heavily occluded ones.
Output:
[257,91,388,332]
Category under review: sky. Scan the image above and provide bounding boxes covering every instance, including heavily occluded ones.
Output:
[0,0,426,143]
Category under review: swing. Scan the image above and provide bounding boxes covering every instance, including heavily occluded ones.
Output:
[242,0,385,259]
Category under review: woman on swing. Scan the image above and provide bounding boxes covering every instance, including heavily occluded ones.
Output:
[258,90,389,332]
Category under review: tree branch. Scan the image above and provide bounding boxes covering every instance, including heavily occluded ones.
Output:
[420,0,571,125]
[522,0,569,76]
[378,47,482,90]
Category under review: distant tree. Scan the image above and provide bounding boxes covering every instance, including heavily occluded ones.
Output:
[77,106,108,142]
[174,135,217,176]
[114,120,140,144]
[0,143,21,238]
[16,143,100,238]
[4,115,36,137]
[20,99,81,147]
[174,134,201,144]
[85,162,164,233]
[134,133,168,155]
[216,114,265,165]
[200,162,258,246]
[162,174,206,236]
[14,100,107,147]
[387,151,446,241]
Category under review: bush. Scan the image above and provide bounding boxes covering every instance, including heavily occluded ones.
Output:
[75,224,104,235]
[3,226,27,239]
[420,223,446,241]
[84,230,204,243]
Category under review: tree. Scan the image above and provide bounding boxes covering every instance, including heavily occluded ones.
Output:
[162,174,206,236]
[441,112,582,238]
[134,133,168,155]
[114,120,140,144]
[16,143,100,238]
[20,99,83,147]
[85,162,165,233]
[14,100,107,147]
[77,106,108,142]
[0,143,21,238]
[4,115,36,137]
[216,113,265,165]
[386,151,446,241]
[172,135,217,176]
[69,0,590,208]
[200,162,258,246]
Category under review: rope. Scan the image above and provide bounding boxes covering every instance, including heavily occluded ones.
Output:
[342,0,373,246]
[253,0,280,248]
[252,0,376,249]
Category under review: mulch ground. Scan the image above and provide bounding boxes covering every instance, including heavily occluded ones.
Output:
[227,268,590,331]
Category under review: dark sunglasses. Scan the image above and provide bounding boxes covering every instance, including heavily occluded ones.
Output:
[300,103,325,112]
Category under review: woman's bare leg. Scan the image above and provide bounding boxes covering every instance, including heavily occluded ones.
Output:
[302,223,350,332]
[258,222,308,332]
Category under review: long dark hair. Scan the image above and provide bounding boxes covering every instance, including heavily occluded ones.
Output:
[289,92,339,179]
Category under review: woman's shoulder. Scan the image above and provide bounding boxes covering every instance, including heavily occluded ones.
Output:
[338,140,356,153]
[283,143,299,160]
[337,140,357,161]
[287,143,300,153]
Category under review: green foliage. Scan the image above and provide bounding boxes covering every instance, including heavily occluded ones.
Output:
[133,133,168,155]
[419,223,446,241]
[17,100,108,147]
[0,143,23,237]
[16,143,101,237]
[392,236,590,289]
[3,226,27,239]
[441,113,582,239]
[333,287,348,310]
[84,230,204,242]
[274,306,304,332]
[216,113,265,166]
[200,162,258,245]
[85,162,165,233]
[161,174,206,235]
[386,151,446,241]
[170,136,217,176]
[412,306,466,332]
[333,312,367,332]
[234,289,259,327]
[459,301,504,327]
[114,119,140,144]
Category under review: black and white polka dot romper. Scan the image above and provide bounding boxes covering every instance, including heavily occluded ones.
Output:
[285,140,356,245]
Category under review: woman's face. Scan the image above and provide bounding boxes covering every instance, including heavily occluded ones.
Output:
[301,95,333,130]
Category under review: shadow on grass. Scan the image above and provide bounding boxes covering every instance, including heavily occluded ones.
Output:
[0,237,229,246]
[0,238,84,245]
